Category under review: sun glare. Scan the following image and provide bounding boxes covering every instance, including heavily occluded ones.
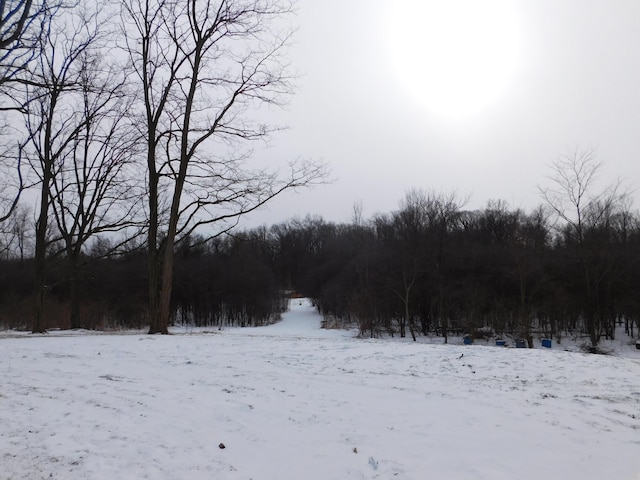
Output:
[385,0,521,118]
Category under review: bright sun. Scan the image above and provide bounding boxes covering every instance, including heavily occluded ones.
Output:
[385,0,521,118]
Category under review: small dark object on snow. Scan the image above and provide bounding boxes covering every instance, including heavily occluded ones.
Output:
[457,353,464,359]
[218,443,226,449]
[353,447,358,454]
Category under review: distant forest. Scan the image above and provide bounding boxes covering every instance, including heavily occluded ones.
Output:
[2,174,640,349]
[2,2,638,348]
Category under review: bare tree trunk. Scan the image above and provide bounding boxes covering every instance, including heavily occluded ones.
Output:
[31,86,56,333]
[146,154,162,333]
[157,245,174,334]
[147,250,162,333]
[33,174,50,333]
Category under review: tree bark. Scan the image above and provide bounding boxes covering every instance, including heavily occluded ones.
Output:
[32,90,56,334]
[33,165,50,333]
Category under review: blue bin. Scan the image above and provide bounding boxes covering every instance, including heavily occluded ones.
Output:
[496,340,506,347]
[515,339,527,348]
[463,336,473,345]
[541,338,552,348]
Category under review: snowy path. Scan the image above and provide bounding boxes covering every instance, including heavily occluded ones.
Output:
[228,297,352,338]
[1,300,640,479]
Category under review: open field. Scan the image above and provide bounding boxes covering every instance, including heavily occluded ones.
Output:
[1,299,640,479]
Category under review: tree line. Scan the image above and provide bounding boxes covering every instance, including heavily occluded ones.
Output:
[1,3,638,348]
[2,148,640,349]
[288,152,640,349]
[0,230,286,330]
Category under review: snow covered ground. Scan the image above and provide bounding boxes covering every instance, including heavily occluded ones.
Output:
[1,299,639,479]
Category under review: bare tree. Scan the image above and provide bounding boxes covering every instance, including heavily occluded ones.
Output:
[23,3,129,332]
[539,147,627,347]
[49,50,143,329]
[539,147,623,243]
[120,0,327,334]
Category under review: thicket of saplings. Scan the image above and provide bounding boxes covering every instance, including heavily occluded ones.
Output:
[1,192,640,349]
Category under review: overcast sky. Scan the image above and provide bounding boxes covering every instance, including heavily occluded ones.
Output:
[245,0,640,226]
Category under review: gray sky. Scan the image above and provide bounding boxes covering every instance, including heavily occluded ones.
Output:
[246,0,640,226]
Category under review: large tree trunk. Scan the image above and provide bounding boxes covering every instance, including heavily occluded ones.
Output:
[156,240,175,334]
[147,249,162,333]
[33,187,49,333]
[32,102,55,334]
[147,171,163,333]
[155,164,188,334]
[145,99,164,333]
[149,154,187,334]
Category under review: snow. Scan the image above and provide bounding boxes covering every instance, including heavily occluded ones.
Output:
[1,299,640,479]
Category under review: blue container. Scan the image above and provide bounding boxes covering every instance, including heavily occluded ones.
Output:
[463,336,473,345]
[515,339,527,348]
[541,338,552,348]
[496,340,506,347]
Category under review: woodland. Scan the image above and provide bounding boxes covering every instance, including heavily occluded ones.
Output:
[2,169,640,350]
[1,2,639,349]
